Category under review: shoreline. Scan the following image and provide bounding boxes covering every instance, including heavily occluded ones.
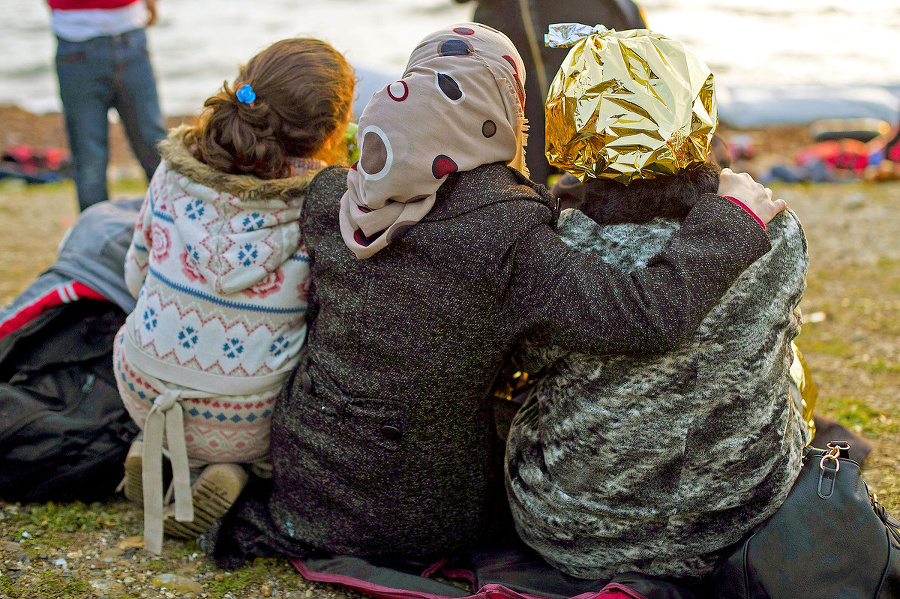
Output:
[0,104,819,181]
[0,104,192,181]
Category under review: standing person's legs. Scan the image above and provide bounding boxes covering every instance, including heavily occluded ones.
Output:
[111,28,166,182]
[56,36,114,211]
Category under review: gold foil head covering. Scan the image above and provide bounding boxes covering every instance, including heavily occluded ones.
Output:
[544,25,717,183]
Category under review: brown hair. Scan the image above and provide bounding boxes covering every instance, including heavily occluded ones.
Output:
[580,162,722,225]
[185,38,355,179]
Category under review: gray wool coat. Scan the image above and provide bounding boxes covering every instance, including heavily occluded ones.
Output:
[209,162,772,564]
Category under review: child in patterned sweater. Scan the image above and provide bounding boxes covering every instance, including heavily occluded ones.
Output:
[113,38,355,553]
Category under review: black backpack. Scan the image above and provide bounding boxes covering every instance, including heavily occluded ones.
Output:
[0,299,138,503]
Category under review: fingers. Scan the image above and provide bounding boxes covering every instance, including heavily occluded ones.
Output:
[758,196,787,223]
[146,0,158,25]
[717,169,788,225]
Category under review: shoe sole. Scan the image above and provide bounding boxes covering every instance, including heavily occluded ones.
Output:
[123,444,143,506]
[162,467,247,539]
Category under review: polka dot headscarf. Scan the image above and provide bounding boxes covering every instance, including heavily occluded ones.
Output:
[339,23,529,259]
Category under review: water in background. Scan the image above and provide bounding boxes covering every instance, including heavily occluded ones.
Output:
[1,0,899,116]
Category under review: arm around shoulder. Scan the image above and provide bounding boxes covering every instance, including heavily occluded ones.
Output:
[505,193,772,356]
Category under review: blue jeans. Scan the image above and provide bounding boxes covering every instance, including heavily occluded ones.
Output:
[55,28,166,211]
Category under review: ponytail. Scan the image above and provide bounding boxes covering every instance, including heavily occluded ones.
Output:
[184,38,355,180]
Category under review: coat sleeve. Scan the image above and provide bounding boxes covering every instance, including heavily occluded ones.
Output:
[123,180,156,299]
[505,193,772,355]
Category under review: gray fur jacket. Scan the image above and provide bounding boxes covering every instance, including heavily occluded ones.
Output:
[505,208,810,580]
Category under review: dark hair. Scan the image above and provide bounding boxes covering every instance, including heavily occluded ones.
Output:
[580,162,721,225]
[185,38,355,179]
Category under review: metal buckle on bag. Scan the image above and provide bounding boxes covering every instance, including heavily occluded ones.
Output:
[817,443,848,499]
[819,444,844,474]
[826,440,851,458]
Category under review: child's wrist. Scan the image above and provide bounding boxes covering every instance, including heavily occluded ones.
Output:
[724,196,766,231]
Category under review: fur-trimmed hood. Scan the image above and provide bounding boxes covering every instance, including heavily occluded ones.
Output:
[159,126,317,202]
[148,126,321,295]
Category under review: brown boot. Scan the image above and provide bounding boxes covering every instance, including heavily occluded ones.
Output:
[122,439,144,506]
[162,463,248,540]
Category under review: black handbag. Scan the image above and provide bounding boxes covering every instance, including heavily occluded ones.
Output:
[710,442,900,598]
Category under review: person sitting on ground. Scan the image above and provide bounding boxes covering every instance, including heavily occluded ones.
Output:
[112,37,355,554]
[504,26,811,582]
[203,22,786,568]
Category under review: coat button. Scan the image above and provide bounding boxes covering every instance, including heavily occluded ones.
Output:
[381,425,402,441]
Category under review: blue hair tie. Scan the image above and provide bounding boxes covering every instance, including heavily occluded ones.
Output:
[236,84,256,104]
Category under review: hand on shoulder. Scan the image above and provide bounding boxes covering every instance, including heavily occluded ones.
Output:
[718,168,787,225]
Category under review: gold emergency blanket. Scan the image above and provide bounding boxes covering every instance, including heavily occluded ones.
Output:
[544,25,716,183]
[790,341,818,441]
